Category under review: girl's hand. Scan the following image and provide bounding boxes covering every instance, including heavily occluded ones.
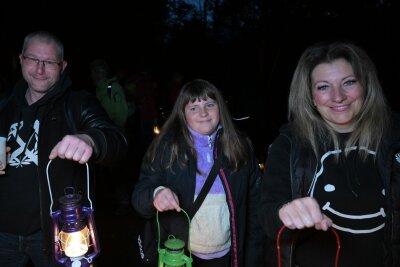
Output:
[153,187,181,212]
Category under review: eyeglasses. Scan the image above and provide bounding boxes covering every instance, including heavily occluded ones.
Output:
[22,55,62,70]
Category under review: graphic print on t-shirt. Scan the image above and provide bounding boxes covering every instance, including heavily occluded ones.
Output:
[308,146,385,234]
[7,119,39,167]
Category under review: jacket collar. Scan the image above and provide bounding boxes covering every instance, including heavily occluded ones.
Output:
[188,124,222,148]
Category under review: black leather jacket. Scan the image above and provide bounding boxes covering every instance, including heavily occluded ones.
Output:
[0,73,127,252]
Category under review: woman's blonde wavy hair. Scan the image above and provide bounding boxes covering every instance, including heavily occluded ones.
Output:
[288,40,390,159]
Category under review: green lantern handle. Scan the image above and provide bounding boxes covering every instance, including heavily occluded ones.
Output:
[156,209,192,260]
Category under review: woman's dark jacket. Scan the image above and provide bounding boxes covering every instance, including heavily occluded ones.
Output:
[0,73,127,252]
[258,113,400,267]
[132,129,264,267]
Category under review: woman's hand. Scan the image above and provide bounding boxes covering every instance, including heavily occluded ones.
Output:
[153,187,181,212]
[278,197,332,231]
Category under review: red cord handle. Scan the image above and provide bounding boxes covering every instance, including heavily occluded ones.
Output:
[276,225,341,267]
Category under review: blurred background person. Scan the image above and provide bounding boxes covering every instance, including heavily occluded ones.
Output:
[90,58,133,215]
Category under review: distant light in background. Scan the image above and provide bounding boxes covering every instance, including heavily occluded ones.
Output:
[259,162,265,172]
[154,125,160,135]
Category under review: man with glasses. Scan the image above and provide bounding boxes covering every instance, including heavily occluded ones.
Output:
[0,30,128,267]
[21,55,62,70]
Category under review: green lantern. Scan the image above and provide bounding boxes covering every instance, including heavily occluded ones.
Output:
[157,210,193,267]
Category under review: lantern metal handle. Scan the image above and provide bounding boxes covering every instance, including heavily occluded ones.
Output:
[156,209,192,259]
[46,159,93,215]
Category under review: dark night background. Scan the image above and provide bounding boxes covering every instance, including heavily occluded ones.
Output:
[1,1,400,266]
[2,0,399,161]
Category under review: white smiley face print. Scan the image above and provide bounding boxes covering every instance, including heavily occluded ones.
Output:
[308,146,385,234]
